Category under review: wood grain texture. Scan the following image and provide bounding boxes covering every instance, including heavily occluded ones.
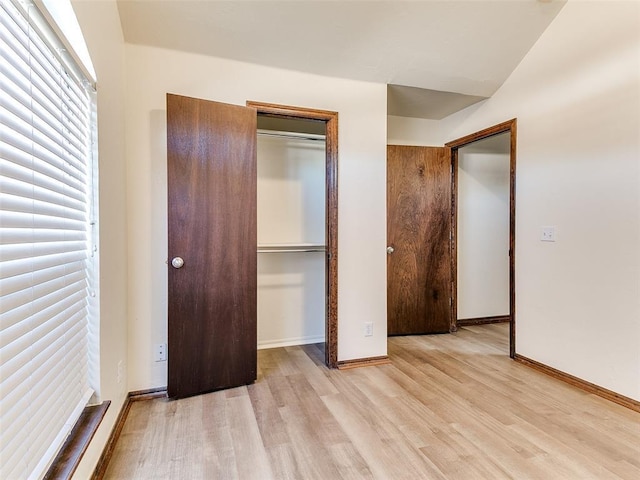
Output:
[167,94,257,398]
[92,390,168,480]
[449,148,459,334]
[457,315,510,326]
[336,356,391,370]
[447,119,517,356]
[387,145,452,335]
[91,399,134,480]
[44,402,109,480]
[101,324,640,480]
[248,101,339,369]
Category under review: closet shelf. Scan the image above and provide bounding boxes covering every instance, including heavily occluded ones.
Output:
[257,243,326,253]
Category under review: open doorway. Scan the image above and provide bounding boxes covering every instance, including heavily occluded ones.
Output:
[457,134,510,325]
[248,102,339,368]
[446,119,517,357]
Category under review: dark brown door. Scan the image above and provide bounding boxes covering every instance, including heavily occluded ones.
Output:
[167,94,257,398]
[387,145,452,335]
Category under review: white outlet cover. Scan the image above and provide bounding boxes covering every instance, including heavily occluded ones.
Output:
[155,343,167,362]
[364,322,373,337]
[541,226,556,242]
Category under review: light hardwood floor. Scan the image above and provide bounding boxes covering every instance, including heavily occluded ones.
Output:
[103,324,640,479]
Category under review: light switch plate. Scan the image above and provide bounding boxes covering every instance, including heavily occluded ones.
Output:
[364,322,373,337]
[541,226,556,242]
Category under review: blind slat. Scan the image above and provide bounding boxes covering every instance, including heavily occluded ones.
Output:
[1,129,88,195]
[1,241,88,263]
[1,89,90,169]
[1,145,88,202]
[1,266,86,315]
[1,39,89,149]
[1,68,90,152]
[0,176,87,215]
[1,292,86,396]
[0,263,85,309]
[1,192,87,221]
[0,210,86,231]
[0,227,86,245]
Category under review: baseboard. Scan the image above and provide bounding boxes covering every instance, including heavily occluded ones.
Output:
[128,387,168,402]
[514,354,640,413]
[337,355,391,370]
[457,315,510,326]
[91,388,168,480]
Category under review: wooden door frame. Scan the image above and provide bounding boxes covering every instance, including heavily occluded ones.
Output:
[445,119,517,358]
[247,101,339,368]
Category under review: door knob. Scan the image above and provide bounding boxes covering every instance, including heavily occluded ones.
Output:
[171,257,185,268]
[386,246,394,255]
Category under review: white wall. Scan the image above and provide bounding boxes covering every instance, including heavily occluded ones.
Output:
[457,146,510,319]
[257,135,326,348]
[257,136,326,245]
[258,253,326,348]
[71,0,129,477]
[387,115,448,146]
[439,0,639,400]
[124,45,388,389]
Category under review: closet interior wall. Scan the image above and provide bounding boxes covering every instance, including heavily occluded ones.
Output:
[256,117,327,349]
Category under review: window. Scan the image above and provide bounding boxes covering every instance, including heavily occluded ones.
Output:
[0,0,98,478]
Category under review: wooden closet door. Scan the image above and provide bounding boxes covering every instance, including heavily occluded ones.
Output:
[167,94,257,399]
[387,145,452,335]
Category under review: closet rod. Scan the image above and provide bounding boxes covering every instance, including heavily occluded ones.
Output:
[257,248,326,253]
[257,129,326,142]
[257,244,326,253]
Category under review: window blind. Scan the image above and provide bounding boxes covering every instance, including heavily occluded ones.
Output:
[0,0,95,478]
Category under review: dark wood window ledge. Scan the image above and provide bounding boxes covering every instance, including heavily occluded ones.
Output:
[44,401,110,480]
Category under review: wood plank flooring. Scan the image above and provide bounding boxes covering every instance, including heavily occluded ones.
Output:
[103,324,640,479]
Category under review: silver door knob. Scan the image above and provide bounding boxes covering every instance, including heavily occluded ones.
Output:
[171,257,184,269]
[386,246,394,255]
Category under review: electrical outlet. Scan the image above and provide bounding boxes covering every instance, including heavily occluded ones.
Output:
[541,226,556,242]
[155,343,167,362]
[364,322,373,337]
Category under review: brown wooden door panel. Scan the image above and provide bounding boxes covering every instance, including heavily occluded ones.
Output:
[387,145,451,335]
[167,94,257,398]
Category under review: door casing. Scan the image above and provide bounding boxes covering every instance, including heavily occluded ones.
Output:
[446,119,517,358]
[248,101,339,368]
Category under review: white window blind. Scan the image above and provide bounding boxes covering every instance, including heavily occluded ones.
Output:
[0,0,96,478]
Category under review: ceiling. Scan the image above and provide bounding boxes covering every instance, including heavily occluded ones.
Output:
[116,0,566,119]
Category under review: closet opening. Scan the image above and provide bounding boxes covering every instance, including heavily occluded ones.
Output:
[248,102,339,368]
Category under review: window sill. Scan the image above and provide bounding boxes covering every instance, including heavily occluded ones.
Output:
[44,401,110,480]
